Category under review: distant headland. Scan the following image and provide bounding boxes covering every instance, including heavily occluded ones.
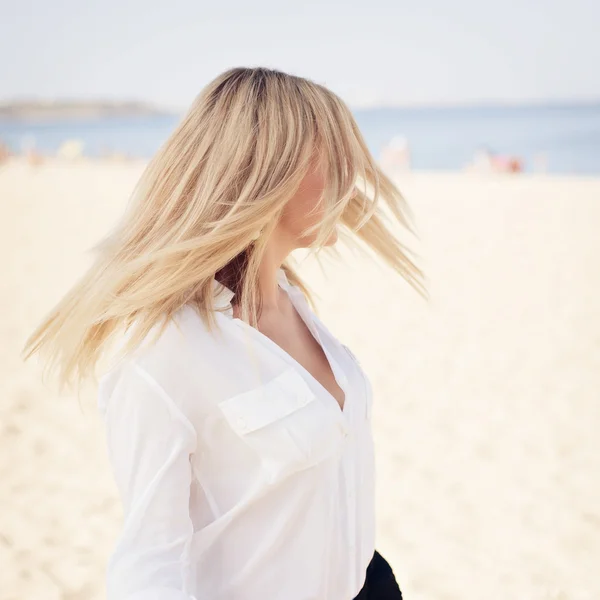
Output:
[0,100,177,121]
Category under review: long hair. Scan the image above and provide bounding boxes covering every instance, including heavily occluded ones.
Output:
[21,66,427,394]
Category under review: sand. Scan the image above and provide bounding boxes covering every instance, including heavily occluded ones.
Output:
[1,158,598,600]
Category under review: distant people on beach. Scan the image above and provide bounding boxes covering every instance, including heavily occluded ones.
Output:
[0,135,141,166]
[0,140,11,164]
[57,139,85,161]
[26,149,45,166]
[379,135,411,174]
[466,146,524,174]
[19,134,45,166]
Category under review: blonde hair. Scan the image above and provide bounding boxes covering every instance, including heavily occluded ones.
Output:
[22,66,427,394]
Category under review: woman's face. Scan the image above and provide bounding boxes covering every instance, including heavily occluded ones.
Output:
[277,156,338,248]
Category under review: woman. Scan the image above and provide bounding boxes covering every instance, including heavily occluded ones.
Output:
[23,67,426,599]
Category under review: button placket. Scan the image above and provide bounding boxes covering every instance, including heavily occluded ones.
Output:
[339,421,349,437]
[344,434,358,579]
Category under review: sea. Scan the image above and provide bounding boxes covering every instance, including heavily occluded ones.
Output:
[1,103,599,175]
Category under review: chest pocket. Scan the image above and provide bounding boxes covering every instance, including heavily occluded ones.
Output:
[217,368,346,482]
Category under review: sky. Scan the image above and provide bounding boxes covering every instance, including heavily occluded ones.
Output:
[1,0,598,110]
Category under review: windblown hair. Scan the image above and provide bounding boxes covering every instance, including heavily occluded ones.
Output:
[22,67,427,394]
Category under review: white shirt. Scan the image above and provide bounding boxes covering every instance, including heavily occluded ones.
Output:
[97,267,376,600]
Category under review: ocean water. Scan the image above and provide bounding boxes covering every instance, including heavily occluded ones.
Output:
[1,104,599,175]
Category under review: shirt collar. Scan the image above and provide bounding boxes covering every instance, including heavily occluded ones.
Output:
[212,267,291,313]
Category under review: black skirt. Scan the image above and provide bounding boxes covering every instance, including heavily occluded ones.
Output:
[352,549,403,599]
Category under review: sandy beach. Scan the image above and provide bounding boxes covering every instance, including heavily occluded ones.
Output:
[1,158,599,600]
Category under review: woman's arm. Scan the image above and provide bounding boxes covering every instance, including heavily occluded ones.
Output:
[99,362,198,600]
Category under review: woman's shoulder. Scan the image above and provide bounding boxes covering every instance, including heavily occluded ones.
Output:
[97,304,236,418]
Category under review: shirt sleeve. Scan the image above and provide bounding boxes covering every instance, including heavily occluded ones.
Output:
[100,361,198,600]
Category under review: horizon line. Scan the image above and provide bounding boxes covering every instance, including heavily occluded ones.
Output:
[1,96,599,115]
